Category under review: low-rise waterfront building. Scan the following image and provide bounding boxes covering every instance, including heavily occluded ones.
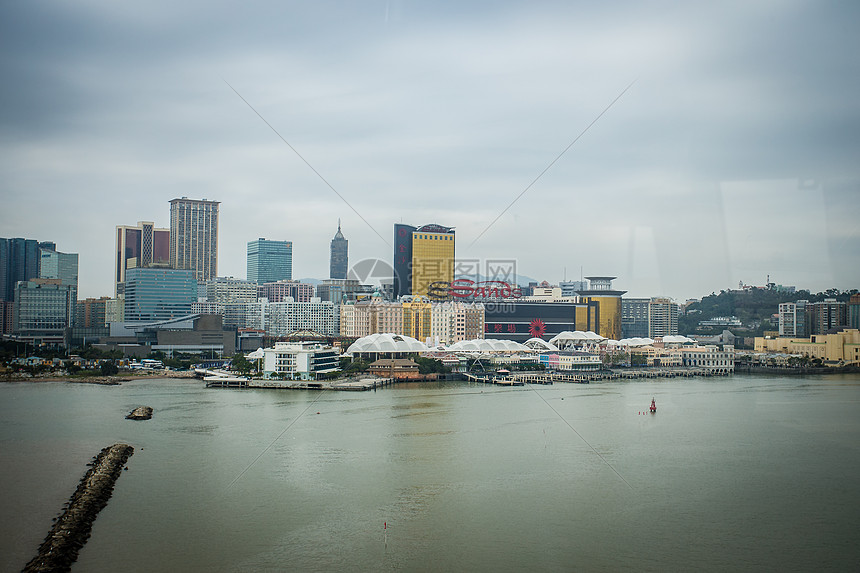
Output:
[755,329,860,366]
[681,345,735,373]
[260,341,340,380]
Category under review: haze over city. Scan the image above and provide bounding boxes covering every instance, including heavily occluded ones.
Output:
[2,1,858,301]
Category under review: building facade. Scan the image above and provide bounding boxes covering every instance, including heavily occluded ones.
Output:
[576,277,626,341]
[648,297,679,338]
[12,280,74,345]
[169,197,219,282]
[316,278,373,305]
[115,221,170,296]
[410,224,455,298]
[779,300,808,337]
[203,277,258,304]
[77,297,111,328]
[392,223,455,299]
[0,237,40,302]
[247,238,292,284]
[621,297,650,339]
[850,294,860,330]
[123,267,197,322]
[39,247,78,326]
[261,342,340,380]
[430,301,485,346]
[257,280,314,303]
[329,221,348,280]
[807,299,848,335]
[339,298,404,338]
[221,299,337,336]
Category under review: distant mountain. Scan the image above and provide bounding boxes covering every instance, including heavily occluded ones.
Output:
[454,273,541,286]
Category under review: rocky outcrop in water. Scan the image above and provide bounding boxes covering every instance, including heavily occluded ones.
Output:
[23,443,134,573]
[125,406,153,420]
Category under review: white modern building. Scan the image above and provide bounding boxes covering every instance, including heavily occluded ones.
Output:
[260,342,340,380]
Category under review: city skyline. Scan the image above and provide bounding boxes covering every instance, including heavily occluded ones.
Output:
[2,2,858,302]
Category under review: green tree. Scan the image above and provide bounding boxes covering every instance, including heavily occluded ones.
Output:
[100,361,119,376]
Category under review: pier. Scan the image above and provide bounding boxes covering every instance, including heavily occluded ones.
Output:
[464,367,728,385]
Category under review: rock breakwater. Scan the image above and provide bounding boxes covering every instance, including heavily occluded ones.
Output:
[23,443,134,573]
[125,406,153,420]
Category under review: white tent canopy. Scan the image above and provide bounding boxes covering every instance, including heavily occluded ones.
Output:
[346,333,429,355]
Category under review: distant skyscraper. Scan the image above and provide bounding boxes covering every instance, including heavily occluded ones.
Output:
[115,221,170,297]
[169,197,220,282]
[329,220,348,280]
[247,238,292,283]
[0,237,40,302]
[124,267,197,322]
[392,223,455,299]
[39,246,79,327]
[410,224,455,298]
[393,224,416,299]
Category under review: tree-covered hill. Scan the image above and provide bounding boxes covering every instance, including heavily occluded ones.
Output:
[679,287,858,336]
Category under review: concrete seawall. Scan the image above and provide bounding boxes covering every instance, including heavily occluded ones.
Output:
[23,443,134,573]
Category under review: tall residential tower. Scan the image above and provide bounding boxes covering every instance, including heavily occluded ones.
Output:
[169,197,220,282]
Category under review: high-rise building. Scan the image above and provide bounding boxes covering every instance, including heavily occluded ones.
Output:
[39,247,79,327]
[648,297,679,338]
[0,237,40,302]
[124,267,197,322]
[115,221,170,297]
[77,297,111,328]
[576,277,626,341]
[807,299,848,335]
[849,294,860,330]
[393,224,416,299]
[169,197,220,282]
[779,300,808,337]
[13,279,74,345]
[330,220,348,280]
[393,223,455,299]
[247,238,292,284]
[621,298,650,339]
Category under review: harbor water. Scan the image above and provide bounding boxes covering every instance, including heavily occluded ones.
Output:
[1,373,859,572]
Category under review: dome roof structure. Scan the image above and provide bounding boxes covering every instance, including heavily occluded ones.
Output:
[549,331,606,347]
[346,333,429,355]
[446,339,530,353]
[661,335,696,344]
[523,337,559,352]
[615,337,655,347]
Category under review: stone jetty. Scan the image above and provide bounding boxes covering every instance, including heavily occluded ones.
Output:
[125,406,153,420]
[23,443,134,573]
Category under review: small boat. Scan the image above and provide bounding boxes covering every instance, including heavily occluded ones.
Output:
[649,398,657,413]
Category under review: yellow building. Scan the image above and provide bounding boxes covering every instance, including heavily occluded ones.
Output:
[576,276,625,341]
[754,329,860,365]
[402,297,433,343]
[410,224,455,298]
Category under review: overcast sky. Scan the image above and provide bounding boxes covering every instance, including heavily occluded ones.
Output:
[2,0,858,301]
